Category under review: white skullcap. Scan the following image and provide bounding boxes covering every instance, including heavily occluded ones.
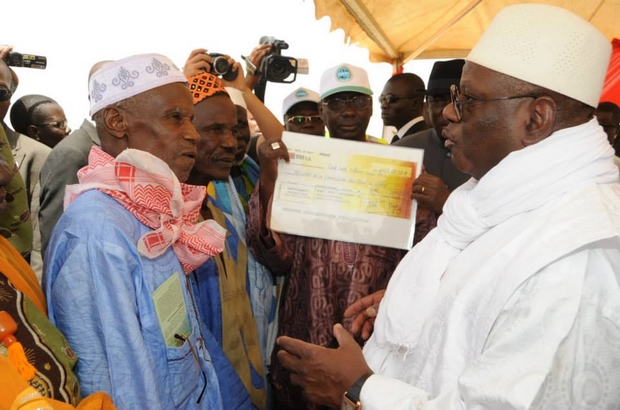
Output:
[282,87,320,115]
[225,87,247,110]
[319,63,372,100]
[89,53,187,116]
[467,4,611,107]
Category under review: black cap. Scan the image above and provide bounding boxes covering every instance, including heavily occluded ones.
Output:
[426,59,465,96]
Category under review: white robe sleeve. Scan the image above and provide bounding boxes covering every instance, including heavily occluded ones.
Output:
[360,248,620,409]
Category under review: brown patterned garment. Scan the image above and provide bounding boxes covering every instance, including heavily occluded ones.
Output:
[247,187,426,410]
[0,271,81,404]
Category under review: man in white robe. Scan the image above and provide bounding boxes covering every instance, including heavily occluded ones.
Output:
[274,4,620,409]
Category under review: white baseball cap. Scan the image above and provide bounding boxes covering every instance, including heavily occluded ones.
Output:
[467,4,611,107]
[319,63,373,100]
[282,87,320,115]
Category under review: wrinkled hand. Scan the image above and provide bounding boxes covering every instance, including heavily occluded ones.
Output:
[0,44,13,61]
[0,45,18,91]
[244,43,272,89]
[412,172,450,215]
[182,48,213,77]
[257,136,289,211]
[343,289,385,341]
[257,136,289,181]
[277,324,373,407]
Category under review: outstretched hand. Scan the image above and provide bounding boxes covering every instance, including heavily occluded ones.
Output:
[277,324,373,407]
[344,289,386,340]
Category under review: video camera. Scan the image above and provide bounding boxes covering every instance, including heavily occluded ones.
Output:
[258,36,298,83]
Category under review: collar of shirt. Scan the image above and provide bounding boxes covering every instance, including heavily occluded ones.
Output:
[396,116,425,138]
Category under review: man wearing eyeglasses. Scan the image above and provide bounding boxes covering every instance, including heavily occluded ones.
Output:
[0,55,51,280]
[394,60,470,218]
[379,73,428,144]
[282,87,325,137]
[315,63,383,144]
[273,4,620,410]
[0,48,33,261]
[247,63,406,410]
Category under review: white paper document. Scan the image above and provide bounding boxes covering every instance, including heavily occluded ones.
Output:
[270,132,424,249]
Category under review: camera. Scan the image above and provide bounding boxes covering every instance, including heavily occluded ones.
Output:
[7,52,47,69]
[258,36,298,83]
[207,53,237,81]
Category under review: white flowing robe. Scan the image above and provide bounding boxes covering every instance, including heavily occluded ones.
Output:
[360,119,620,409]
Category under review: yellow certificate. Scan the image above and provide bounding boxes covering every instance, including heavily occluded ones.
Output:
[270,132,424,250]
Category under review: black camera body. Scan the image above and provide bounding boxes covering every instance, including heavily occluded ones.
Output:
[259,37,298,83]
[7,52,47,69]
[207,53,237,81]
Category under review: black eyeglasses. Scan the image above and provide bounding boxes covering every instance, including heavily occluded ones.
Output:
[35,119,69,129]
[378,92,424,105]
[286,115,322,124]
[0,88,13,102]
[449,84,537,121]
[321,95,371,112]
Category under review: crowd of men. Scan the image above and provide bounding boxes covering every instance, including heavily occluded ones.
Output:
[0,3,619,410]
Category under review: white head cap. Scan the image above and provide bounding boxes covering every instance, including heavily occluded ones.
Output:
[225,87,247,110]
[282,87,320,115]
[89,53,187,116]
[319,63,372,100]
[467,4,611,107]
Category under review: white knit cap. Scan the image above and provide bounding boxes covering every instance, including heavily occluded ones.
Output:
[224,87,247,110]
[282,87,320,115]
[467,4,611,107]
[319,63,372,99]
[89,53,187,116]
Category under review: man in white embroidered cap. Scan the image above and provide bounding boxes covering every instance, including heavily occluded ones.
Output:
[43,53,252,409]
[274,4,620,409]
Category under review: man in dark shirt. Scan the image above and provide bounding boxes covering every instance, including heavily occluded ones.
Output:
[395,59,470,216]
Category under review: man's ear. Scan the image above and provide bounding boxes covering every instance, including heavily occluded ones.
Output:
[101,106,129,140]
[26,124,39,140]
[523,96,556,146]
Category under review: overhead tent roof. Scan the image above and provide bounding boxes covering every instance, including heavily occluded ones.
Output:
[313,0,620,67]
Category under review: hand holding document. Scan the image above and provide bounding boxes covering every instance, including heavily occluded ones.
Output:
[270,132,424,249]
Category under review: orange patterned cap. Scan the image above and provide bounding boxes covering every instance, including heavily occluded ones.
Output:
[187,73,228,105]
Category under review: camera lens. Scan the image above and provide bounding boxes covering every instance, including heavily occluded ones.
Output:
[212,56,230,75]
[267,56,294,82]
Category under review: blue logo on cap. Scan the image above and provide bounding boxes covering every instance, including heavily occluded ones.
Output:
[295,89,308,98]
[336,66,352,82]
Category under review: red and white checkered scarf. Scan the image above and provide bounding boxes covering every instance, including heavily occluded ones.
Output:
[64,146,226,273]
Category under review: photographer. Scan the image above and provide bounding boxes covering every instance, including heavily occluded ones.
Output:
[0,45,41,265]
[183,48,284,409]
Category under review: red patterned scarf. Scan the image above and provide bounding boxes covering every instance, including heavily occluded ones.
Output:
[64,146,226,273]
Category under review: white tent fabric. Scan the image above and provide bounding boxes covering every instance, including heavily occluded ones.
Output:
[314,0,620,67]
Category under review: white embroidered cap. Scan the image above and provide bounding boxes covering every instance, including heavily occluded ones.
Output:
[89,53,187,116]
[225,87,247,110]
[467,4,612,107]
[282,87,320,115]
[319,63,372,100]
